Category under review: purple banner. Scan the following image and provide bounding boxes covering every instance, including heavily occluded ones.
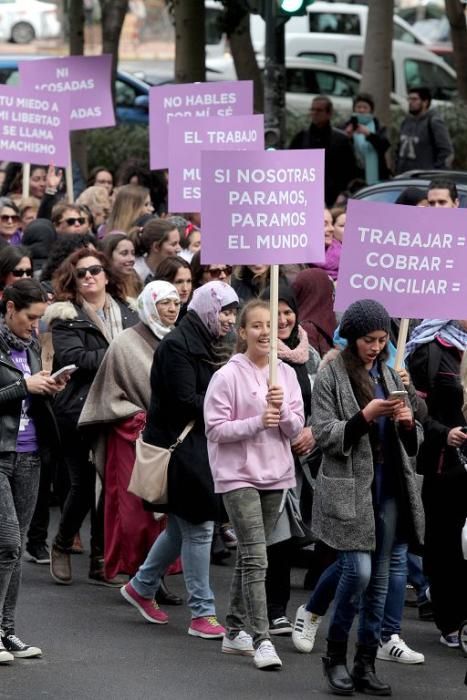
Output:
[168,114,264,212]
[334,199,467,319]
[0,85,70,167]
[150,81,253,169]
[200,149,325,265]
[19,55,115,130]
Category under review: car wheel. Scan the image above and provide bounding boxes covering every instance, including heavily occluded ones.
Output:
[11,22,35,44]
[460,620,467,657]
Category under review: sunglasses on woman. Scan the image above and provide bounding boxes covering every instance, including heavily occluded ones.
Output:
[12,268,33,278]
[1,214,20,223]
[76,264,104,279]
[208,266,232,278]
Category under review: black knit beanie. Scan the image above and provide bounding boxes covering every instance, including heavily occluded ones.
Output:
[340,299,391,342]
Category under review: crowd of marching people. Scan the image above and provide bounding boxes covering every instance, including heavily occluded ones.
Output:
[0,137,466,697]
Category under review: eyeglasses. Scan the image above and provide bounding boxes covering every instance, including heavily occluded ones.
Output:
[208,266,232,278]
[1,214,19,223]
[60,217,86,227]
[76,264,104,279]
[11,268,33,278]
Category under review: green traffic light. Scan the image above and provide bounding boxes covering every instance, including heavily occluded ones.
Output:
[278,0,314,17]
[280,0,303,12]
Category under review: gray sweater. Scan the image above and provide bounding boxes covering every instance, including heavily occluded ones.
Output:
[311,353,425,551]
[395,109,453,174]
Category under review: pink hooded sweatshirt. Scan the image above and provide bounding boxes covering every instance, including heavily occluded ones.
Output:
[204,353,304,494]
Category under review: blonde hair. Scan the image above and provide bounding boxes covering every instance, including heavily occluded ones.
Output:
[76,186,110,216]
[105,184,149,234]
[235,299,270,353]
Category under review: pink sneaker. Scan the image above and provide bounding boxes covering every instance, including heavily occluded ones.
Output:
[188,616,225,639]
[120,582,168,624]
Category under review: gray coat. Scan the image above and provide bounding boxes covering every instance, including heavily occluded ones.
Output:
[311,353,425,552]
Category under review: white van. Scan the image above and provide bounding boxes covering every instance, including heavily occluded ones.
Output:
[249,1,429,53]
[285,34,457,103]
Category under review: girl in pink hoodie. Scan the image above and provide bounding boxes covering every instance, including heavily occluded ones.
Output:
[204,300,304,670]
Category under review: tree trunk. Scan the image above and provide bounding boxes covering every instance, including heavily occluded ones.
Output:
[360,1,394,125]
[173,0,205,83]
[68,0,88,184]
[226,7,263,113]
[99,0,129,102]
[445,0,467,102]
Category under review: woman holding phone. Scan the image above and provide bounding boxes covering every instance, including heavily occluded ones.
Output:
[309,299,423,696]
[0,279,64,662]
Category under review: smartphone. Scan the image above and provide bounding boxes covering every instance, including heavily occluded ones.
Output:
[50,364,77,380]
[388,390,408,400]
[349,115,359,130]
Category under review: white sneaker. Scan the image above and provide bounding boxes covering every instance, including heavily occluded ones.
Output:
[292,605,322,653]
[222,630,254,656]
[253,640,282,670]
[377,635,424,664]
[0,638,14,663]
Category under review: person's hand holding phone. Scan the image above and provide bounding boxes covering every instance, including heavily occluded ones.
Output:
[447,426,467,448]
[362,398,402,422]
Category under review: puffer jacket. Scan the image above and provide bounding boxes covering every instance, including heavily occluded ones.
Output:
[43,299,138,429]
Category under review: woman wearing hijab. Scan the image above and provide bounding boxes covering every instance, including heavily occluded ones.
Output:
[292,268,337,357]
[407,319,467,649]
[309,209,341,283]
[79,282,183,603]
[120,281,239,638]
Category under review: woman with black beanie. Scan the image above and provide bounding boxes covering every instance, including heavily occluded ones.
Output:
[309,299,424,696]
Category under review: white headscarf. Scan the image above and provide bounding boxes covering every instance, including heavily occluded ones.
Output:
[137,281,180,339]
[187,281,239,337]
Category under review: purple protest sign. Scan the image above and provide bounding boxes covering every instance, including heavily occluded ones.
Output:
[0,85,70,167]
[168,114,264,212]
[334,199,467,319]
[150,81,253,170]
[19,55,115,130]
[200,149,325,265]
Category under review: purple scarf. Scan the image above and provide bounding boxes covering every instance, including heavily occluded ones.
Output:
[310,238,341,281]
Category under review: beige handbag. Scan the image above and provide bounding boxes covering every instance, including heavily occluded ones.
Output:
[128,421,195,504]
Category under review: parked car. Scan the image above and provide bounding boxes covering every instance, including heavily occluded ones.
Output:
[0,57,153,125]
[285,34,458,104]
[207,56,406,116]
[353,172,467,208]
[0,0,60,44]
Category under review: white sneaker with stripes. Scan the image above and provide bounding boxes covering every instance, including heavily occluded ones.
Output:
[377,635,424,664]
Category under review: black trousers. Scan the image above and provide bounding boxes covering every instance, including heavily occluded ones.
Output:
[423,472,467,635]
[54,425,103,558]
[265,539,294,621]
[27,447,55,546]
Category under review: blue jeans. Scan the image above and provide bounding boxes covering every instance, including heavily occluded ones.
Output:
[381,542,407,640]
[407,553,429,603]
[131,514,215,619]
[319,498,398,646]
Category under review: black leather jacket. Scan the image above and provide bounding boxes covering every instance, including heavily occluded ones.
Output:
[0,335,59,452]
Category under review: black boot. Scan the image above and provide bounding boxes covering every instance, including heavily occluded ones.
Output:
[322,640,355,696]
[155,577,183,606]
[352,644,392,696]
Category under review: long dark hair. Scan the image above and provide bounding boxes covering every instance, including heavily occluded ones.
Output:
[0,278,47,314]
[0,245,32,289]
[341,342,389,409]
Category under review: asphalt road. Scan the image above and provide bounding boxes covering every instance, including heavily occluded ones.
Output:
[1,512,466,700]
